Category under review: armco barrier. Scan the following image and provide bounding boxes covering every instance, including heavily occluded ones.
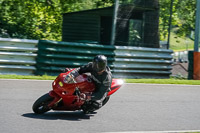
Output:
[113,46,173,78]
[0,38,38,75]
[36,40,173,78]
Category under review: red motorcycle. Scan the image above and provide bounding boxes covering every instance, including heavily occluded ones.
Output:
[32,69,124,114]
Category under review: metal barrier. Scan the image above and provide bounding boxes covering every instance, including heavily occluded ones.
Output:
[36,40,173,78]
[0,38,173,78]
[113,46,173,78]
[0,38,38,75]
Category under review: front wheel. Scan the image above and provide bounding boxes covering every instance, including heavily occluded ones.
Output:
[32,93,54,114]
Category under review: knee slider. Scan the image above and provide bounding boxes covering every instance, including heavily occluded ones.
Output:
[92,101,101,109]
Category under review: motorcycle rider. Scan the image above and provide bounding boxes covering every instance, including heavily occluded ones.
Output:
[65,55,112,113]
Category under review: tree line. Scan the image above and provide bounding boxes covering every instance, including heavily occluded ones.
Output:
[159,0,195,40]
[0,0,196,41]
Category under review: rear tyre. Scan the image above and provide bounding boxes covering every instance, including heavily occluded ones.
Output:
[32,93,54,114]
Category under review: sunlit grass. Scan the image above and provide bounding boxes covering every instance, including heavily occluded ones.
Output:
[169,32,194,52]
[0,74,56,80]
[125,78,200,85]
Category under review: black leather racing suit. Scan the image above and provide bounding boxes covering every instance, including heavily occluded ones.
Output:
[76,62,112,102]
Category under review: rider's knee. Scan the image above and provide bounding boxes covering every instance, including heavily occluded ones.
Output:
[91,101,102,109]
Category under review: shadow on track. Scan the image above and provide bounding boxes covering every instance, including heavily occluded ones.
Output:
[22,111,96,121]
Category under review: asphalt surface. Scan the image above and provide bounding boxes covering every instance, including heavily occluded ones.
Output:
[0,79,200,133]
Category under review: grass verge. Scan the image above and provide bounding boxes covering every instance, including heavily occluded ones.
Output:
[1,75,200,85]
[125,78,200,85]
[0,75,56,80]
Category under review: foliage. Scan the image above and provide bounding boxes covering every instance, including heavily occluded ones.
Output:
[0,0,196,42]
[175,0,196,37]
[0,0,63,40]
[159,0,196,40]
[0,0,113,40]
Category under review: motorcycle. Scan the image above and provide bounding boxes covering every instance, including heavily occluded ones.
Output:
[32,68,124,114]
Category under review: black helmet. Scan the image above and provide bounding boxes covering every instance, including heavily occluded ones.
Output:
[93,55,107,72]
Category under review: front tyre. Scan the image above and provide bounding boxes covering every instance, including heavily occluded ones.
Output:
[32,93,54,114]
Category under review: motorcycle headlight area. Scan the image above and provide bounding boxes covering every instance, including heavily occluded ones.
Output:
[116,79,124,85]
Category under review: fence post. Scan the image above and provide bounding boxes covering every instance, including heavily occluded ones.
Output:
[193,52,200,80]
[188,51,194,79]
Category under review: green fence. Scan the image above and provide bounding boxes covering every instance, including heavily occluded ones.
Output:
[36,40,173,78]
[36,40,115,76]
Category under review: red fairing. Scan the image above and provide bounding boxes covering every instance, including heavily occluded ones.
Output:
[49,69,96,110]
[108,79,124,96]
[48,90,62,107]
[52,72,96,94]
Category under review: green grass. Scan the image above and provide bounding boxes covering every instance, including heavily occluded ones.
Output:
[125,78,200,85]
[169,32,194,52]
[1,75,200,85]
[0,75,56,80]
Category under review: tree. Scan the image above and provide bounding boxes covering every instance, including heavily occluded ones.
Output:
[0,0,113,40]
[159,0,196,40]
[0,0,196,41]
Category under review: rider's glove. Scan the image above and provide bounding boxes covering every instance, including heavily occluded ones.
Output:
[80,93,86,100]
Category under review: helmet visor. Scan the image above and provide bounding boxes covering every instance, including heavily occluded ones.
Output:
[93,61,106,72]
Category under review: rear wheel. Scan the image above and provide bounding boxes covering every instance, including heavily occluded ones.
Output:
[32,93,54,114]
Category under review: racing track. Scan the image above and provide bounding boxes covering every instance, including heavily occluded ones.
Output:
[0,79,200,133]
